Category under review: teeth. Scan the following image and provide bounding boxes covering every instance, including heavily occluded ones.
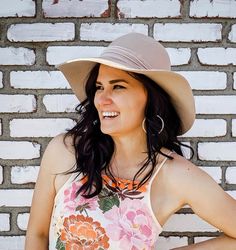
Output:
[102,111,119,117]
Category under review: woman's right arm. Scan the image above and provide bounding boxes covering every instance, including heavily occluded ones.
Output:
[25,133,74,250]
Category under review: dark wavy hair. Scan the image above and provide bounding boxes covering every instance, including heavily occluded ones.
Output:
[64,63,193,198]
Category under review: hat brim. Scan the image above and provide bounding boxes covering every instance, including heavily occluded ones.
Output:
[57,57,195,135]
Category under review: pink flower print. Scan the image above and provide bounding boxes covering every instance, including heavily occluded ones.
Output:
[104,198,158,250]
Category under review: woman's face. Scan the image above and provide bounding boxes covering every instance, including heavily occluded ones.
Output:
[94,64,147,137]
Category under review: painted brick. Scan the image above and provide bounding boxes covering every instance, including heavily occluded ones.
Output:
[190,0,236,18]
[43,0,108,18]
[80,23,148,41]
[198,48,236,65]
[0,141,40,160]
[163,214,217,232]
[17,213,29,231]
[176,71,226,90]
[10,71,70,89]
[234,73,236,90]
[195,96,236,114]
[182,119,226,137]
[225,167,236,184]
[43,94,78,113]
[0,189,33,206]
[117,0,181,18]
[154,23,222,42]
[229,24,236,42]
[0,0,35,17]
[10,118,76,137]
[7,23,75,42]
[181,142,191,160]
[199,166,222,184]
[0,119,2,136]
[0,47,35,65]
[166,48,191,66]
[156,236,188,249]
[0,94,36,113]
[0,166,2,184]
[0,214,10,231]
[0,72,3,88]
[47,46,104,65]
[195,237,214,243]
[0,236,24,250]
[233,119,236,137]
[198,142,236,161]
[11,166,39,184]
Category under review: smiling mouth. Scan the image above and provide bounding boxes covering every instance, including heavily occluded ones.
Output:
[102,111,120,119]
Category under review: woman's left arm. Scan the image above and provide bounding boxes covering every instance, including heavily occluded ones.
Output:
[169,156,236,249]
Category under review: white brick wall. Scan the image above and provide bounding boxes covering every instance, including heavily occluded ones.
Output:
[0,236,25,250]
[7,23,75,42]
[182,119,226,137]
[10,118,76,137]
[229,24,236,42]
[0,141,40,160]
[42,0,108,18]
[176,71,226,90]
[43,94,78,112]
[0,166,3,184]
[17,213,29,231]
[11,166,39,184]
[194,237,214,243]
[0,0,35,17]
[0,189,33,206]
[0,95,36,113]
[0,47,35,65]
[190,0,236,18]
[199,166,222,184]
[154,23,222,42]
[80,23,148,41]
[234,73,236,90]
[156,236,188,250]
[0,214,10,231]
[232,119,236,137]
[225,167,236,184]
[198,48,236,65]
[117,0,181,18]
[0,72,3,88]
[0,120,2,135]
[167,48,191,66]
[198,142,236,161]
[10,71,70,89]
[195,96,236,114]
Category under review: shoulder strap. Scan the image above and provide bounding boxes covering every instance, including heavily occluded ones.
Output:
[149,151,173,184]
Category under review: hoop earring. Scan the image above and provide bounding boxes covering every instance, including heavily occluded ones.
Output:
[142,118,147,134]
[157,115,164,134]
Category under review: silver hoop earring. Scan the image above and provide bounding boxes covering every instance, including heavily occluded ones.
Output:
[142,118,147,134]
[157,115,164,134]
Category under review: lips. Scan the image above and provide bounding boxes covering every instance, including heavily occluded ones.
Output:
[101,111,120,119]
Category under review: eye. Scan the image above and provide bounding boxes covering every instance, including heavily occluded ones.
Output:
[114,85,125,89]
[95,85,103,90]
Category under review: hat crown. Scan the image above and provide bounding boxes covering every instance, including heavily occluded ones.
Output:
[101,33,171,71]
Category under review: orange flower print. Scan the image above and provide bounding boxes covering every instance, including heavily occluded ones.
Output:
[59,214,109,250]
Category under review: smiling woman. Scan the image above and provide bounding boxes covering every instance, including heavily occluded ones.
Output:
[25,33,236,250]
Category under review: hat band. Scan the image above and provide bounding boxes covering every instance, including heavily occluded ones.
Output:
[100,45,152,70]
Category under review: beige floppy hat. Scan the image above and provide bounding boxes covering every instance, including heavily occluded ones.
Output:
[57,32,195,135]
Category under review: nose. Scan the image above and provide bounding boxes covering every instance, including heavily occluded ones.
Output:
[95,89,113,107]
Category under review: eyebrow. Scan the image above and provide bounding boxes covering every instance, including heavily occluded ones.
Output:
[96,79,129,85]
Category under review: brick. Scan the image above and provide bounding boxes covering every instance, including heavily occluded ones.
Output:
[190,0,236,18]
[0,214,10,231]
[0,72,2,88]
[43,94,78,112]
[8,23,75,42]
[0,236,24,250]
[163,214,217,232]
[0,47,35,65]
[10,71,70,89]
[11,166,39,184]
[198,48,236,65]
[0,0,35,17]
[195,96,236,114]
[166,48,191,66]
[234,73,236,90]
[117,0,181,18]
[0,119,2,135]
[233,119,236,137]
[227,191,236,200]
[0,165,2,184]
[10,118,76,137]
[181,142,191,159]
[182,119,226,137]
[154,23,222,42]
[0,189,33,206]
[156,236,188,249]
[176,71,226,90]
[43,0,108,18]
[229,24,236,42]
[199,166,222,184]
[47,46,104,65]
[0,141,40,160]
[198,142,236,161]
[80,23,148,41]
[0,94,36,113]
[225,167,236,184]
[195,237,214,243]
[17,213,29,231]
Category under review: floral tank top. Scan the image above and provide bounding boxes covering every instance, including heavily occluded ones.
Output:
[49,152,172,250]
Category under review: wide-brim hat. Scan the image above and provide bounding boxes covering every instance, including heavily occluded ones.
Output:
[57,32,195,135]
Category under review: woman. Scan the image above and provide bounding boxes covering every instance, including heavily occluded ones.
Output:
[25,33,236,249]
